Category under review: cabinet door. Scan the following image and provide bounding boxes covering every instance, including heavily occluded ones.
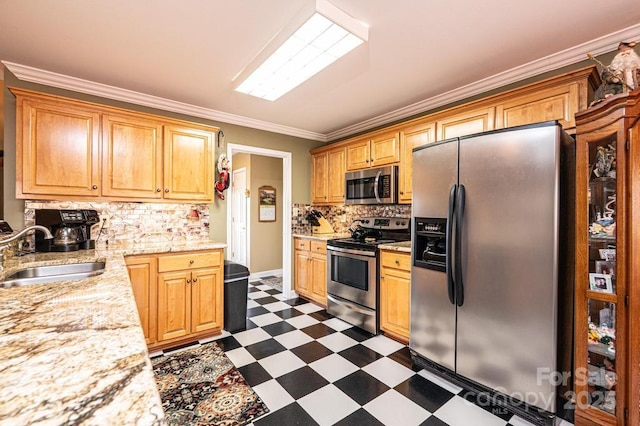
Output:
[294,249,311,296]
[346,139,371,170]
[380,262,411,341]
[126,256,157,345]
[311,152,328,204]
[399,121,436,204]
[310,252,327,305]
[370,131,400,167]
[191,267,223,334]
[164,125,213,200]
[102,114,163,199]
[495,82,580,132]
[157,271,191,341]
[17,96,100,197]
[437,106,495,141]
[327,148,346,203]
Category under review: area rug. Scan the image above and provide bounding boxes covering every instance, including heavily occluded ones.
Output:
[152,342,269,425]
[259,276,282,291]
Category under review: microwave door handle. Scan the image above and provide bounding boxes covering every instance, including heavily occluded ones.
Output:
[374,170,382,203]
[446,185,457,305]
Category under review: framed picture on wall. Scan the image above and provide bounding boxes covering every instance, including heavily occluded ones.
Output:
[259,186,276,222]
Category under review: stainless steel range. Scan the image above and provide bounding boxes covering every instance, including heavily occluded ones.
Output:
[326,217,410,334]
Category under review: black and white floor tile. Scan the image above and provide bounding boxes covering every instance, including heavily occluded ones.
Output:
[159,280,574,426]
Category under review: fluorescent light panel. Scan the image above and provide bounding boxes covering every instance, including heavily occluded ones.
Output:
[235,2,367,101]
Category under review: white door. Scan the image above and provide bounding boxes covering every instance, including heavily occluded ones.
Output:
[231,168,248,266]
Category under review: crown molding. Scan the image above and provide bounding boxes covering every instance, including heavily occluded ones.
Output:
[325,23,640,141]
[1,60,328,142]
[4,22,640,144]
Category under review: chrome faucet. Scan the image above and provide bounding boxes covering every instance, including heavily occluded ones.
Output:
[0,225,54,263]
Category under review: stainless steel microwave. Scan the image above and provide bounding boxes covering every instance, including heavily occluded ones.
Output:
[345,165,398,205]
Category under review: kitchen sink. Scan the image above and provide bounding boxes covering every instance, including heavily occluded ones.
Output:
[0,261,106,288]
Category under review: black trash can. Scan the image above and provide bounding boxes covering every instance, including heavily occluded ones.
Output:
[223,260,250,333]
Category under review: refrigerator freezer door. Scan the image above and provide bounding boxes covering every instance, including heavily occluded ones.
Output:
[410,139,458,372]
[455,124,560,412]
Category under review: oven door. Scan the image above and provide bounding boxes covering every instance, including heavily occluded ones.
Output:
[326,245,377,309]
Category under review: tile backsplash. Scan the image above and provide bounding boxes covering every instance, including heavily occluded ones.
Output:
[24,201,210,247]
[292,203,411,234]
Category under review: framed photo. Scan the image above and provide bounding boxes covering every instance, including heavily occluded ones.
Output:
[595,260,616,276]
[589,273,613,293]
[258,186,276,222]
[598,249,616,261]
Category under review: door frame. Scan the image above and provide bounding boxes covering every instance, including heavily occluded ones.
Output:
[230,166,248,266]
[226,143,293,297]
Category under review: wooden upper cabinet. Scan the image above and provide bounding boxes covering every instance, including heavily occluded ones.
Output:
[436,106,495,141]
[312,147,345,204]
[11,88,219,202]
[327,147,346,203]
[163,125,214,201]
[346,130,400,171]
[311,152,329,204]
[102,114,163,199]
[16,93,100,197]
[495,82,580,132]
[346,138,370,170]
[399,121,436,204]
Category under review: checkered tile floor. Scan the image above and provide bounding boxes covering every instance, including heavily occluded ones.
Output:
[159,280,575,426]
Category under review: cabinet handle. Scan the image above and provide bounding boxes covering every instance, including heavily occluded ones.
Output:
[395,259,400,264]
[365,159,369,163]
[399,191,404,195]
[189,259,195,264]
[165,188,170,193]
[370,158,374,162]
[92,185,98,190]
[193,278,198,283]
[380,275,385,279]
[187,279,191,283]
[156,188,161,192]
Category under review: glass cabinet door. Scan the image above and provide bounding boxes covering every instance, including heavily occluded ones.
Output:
[585,139,617,414]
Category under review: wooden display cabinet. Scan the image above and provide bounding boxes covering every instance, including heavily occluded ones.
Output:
[574,89,640,425]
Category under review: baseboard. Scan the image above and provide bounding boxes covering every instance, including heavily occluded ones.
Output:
[249,268,283,281]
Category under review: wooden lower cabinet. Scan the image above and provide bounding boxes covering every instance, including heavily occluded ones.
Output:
[294,238,327,306]
[379,250,411,343]
[126,248,223,350]
[126,255,157,345]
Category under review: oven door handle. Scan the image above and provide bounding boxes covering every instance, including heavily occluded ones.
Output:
[327,294,376,316]
[373,170,382,203]
[327,246,376,258]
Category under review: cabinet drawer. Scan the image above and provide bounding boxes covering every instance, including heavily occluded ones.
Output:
[310,240,326,255]
[381,251,411,271]
[158,250,221,272]
[294,238,311,251]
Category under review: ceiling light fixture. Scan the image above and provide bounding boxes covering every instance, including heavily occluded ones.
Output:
[234,0,368,101]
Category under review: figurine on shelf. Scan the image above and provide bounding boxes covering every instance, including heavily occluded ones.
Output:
[592,144,616,178]
[610,41,640,91]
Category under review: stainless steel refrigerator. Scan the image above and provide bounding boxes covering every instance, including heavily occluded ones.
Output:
[410,121,574,422]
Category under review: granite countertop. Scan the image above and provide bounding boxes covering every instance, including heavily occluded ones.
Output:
[378,240,412,253]
[0,240,226,425]
[292,232,351,241]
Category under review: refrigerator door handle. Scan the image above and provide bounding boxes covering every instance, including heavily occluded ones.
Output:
[455,184,466,307]
[446,184,457,305]
[373,170,382,203]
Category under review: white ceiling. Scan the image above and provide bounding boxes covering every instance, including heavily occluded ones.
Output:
[1,0,640,142]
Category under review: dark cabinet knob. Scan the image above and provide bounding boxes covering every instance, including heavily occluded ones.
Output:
[156,188,161,192]
[186,279,191,283]
[92,185,98,190]
[165,188,169,193]
[193,278,198,283]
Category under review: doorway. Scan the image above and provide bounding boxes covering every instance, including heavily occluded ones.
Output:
[230,167,247,266]
[226,144,292,297]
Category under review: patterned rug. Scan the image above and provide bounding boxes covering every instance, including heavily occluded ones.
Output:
[258,276,282,291]
[152,342,269,425]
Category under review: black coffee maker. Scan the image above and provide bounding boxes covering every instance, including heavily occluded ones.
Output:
[35,209,100,252]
